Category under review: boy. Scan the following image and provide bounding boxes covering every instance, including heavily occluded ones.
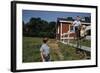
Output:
[40,37,50,62]
[72,16,81,54]
[72,16,81,36]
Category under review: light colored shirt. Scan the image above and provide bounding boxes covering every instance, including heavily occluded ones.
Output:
[73,20,81,27]
[40,44,50,56]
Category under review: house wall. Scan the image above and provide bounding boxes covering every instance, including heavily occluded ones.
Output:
[56,21,91,40]
[56,22,75,40]
[62,23,70,34]
[61,22,75,38]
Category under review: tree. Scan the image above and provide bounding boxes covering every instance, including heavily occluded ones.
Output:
[84,17,91,23]
[66,17,74,21]
[23,17,57,38]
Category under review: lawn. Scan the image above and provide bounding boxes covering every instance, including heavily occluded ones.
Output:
[23,37,42,62]
[69,39,91,47]
[23,37,90,63]
[58,42,90,60]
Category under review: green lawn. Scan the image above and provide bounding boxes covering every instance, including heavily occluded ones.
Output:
[70,39,91,47]
[23,37,42,62]
[23,37,90,63]
[58,42,90,60]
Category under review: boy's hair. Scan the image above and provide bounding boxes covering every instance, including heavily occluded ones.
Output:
[76,16,80,19]
[77,16,80,18]
[43,37,48,43]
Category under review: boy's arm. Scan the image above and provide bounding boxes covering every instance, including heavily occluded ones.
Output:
[40,46,45,62]
[40,47,44,62]
[40,51,45,62]
[72,21,75,26]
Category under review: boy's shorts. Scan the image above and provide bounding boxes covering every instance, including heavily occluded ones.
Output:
[43,54,50,62]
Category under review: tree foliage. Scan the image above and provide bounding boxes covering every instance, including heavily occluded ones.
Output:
[23,17,56,38]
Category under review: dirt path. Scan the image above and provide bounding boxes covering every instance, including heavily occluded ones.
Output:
[48,39,64,60]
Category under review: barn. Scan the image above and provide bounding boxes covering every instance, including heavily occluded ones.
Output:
[56,18,91,44]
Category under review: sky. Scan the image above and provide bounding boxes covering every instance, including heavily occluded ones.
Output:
[22,10,91,24]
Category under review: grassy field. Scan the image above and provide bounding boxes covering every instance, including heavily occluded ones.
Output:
[23,37,42,62]
[23,37,90,63]
[70,39,91,47]
[58,42,90,60]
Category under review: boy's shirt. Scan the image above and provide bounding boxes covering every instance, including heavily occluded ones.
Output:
[73,20,81,27]
[40,44,50,57]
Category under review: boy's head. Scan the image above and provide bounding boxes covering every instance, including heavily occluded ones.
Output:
[43,37,48,43]
[76,16,80,21]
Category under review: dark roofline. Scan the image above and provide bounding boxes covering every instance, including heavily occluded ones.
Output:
[57,18,74,21]
[57,18,91,23]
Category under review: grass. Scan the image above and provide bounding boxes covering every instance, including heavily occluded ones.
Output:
[58,42,90,60]
[80,39,91,47]
[50,48,61,61]
[70,39,91,47]
[23,37,42,62]
[23,37,90,63]
[23,37,61,62]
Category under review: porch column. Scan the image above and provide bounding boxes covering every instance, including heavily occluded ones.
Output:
[67,25,70,44]
[60,23,62,38]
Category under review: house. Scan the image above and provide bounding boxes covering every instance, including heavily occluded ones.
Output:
[56,18,91,44]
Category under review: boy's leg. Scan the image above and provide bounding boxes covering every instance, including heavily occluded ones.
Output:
[75,27,80,54]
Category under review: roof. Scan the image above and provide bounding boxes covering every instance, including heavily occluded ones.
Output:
[57,18,91,23]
